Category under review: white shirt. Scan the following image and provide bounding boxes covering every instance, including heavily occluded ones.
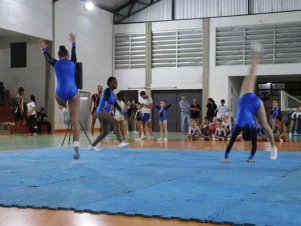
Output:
[188,126,201,136]
[217,105,230,118]
[141,96,153,114]
[291,112,301,119]
[115,100,125,121]
[27,101,36,116]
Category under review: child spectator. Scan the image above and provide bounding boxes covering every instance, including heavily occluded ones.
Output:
[289,107,301,136]
[155,100,171,141]
[27,95,38,136]
[188,120,202,141]
[273,116,288,142]
[190,98,201,125]
[271,100,281,131]
[200,117,210,140]
[217,99,230,120]
[134,102,144,140]
[37,107,52,134]
[210,117,218,139]
[215,121,227,141]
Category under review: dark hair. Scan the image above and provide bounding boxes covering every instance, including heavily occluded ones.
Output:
[40,107,45,111]
[221,99,225,103]
[30,94,36,103]
[204,117,209,120]
[116,91,123,100]
[107,76,117,86]
[242,127,254,141]
[0,81,3,85]
[140,91,146,96]
[161,100,166,103]
[18,87,24,94]
[58,45,68,58]
[208,98,215,104]
[136,102,141,105]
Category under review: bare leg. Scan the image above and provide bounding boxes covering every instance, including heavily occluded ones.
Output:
[290,120,294,133]
[137,121,142,137]
[147,121,153,137]
[90,113,96,137]
[159,121,163,139]
[69,93,80,160]
[163,120,168,139]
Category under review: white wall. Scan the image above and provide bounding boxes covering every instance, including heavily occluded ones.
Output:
[0,36,46,110]
[209,11,301,106]
[54,0,113,129]
[113,23,146,91]
[0,0,52,40]
[151,19,203,90]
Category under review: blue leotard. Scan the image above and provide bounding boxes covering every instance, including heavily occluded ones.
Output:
[96,88,116,113]
[42,43,78,101]
[155,104,171,121]
[236,93,261,129]
[271,107,281,119]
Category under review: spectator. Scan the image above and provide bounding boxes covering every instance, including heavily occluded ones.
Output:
[289,107,301,136]
[217,99,230,120]
[89,85,103,140]
[0,82,6,106]
[271,100,281,131]
[206,98,217,122]
[27,95,38,136]
[155,100,171,141]
[14,87,26,134]
[215,121,227,141]
[210,117,218,139]
[256,121,267,141]
[273,115,287,142]
[115,91,127,140]
[134,102,144,140]
[179,95,190,134]
[188,119,202,141]
[37,107,52,134]
[127,100,136,133]
[190,98,201,125]
[200,117,210,140]
[140,91,153,139]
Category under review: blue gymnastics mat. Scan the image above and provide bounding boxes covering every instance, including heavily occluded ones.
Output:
[0,147,301,226]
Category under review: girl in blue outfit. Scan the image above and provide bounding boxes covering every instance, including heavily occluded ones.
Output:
[39,33,80,160]
[223,42,278,163]
[155,100,171,141]
[88,77,128,151]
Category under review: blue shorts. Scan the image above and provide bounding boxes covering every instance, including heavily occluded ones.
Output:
[143,113,151,122]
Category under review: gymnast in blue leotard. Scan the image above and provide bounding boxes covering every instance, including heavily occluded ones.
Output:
[88,77,129,150]
[223,42,278,163]
[155,101,171,141]
[38,33,80,160]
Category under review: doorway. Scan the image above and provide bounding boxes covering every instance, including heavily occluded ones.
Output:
[152,90,202,132]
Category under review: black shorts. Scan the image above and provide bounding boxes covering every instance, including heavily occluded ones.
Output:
[15,112,24,121]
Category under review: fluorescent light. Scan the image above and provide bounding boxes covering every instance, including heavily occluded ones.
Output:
[85,1,94,10]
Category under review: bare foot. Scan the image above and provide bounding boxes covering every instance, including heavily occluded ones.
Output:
[222,158,229,163]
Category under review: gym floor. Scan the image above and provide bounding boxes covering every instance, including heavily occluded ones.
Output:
[0,133,300,226]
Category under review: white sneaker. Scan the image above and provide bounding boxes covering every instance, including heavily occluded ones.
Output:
[119,142,129,149]
[270,146,278,160]
[62,108,71,125]
[279,138,283,143]
[163,138,168,141]
[90,136,94,141]
[135,137,142,141]
[141,136,146,140]
[294,131,298,135]
[156,137,163,141]
[289,133,292,137]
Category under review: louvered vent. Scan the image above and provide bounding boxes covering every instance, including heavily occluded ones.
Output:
[115,33,146,69]
[152,29,203,68]
[216,22,301,66]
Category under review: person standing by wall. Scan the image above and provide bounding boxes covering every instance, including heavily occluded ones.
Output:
[179,95,190,134]
[140,91,153,139]
[206,98,217,123]
[190,98,201,125]
[89,85,103,140]
[217,99,230,120]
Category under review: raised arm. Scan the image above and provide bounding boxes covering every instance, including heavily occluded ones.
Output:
[165,104,172,110]
[155,105,160,110]
[38,40,57,66]
[69,33,77,63]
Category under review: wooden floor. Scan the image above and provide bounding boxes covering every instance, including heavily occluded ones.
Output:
[1,134,300,226]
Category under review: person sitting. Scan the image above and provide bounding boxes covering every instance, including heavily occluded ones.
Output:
[27,95,38,136]
[256,120,267,141]
[188,120,201,141]
[289,107,301,136]
[273,115,288,142]
[215,120,227,141]
[0,82,6,106]
[200,117,211,140]
[37,107,52,134]
[209,117,218,139]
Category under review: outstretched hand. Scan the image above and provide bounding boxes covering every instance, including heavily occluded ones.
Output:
[38,39,47,49]
[69,32,76,42]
